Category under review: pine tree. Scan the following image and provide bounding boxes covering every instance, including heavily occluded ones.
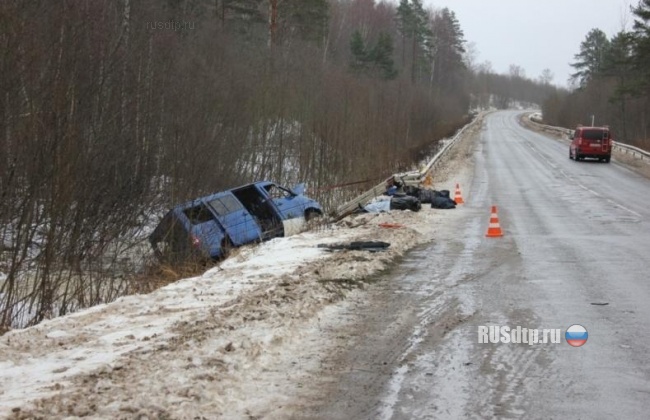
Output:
[395,0,432,83]
[431,8,466,92]
[280,0,329,45]
[603,31,636,144]
[631,0,650,93]
[396,0,415,64]
[603,32,635,83]
[570,28,610,88]
[350,30,369,72]
[370,33,398,80]
[349,31,398,80]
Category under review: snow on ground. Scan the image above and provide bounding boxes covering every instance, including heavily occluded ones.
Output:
[0,117,483,419]
[0,212,439,419]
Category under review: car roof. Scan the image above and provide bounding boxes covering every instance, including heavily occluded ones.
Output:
[578,126,609,130]
[173,181,275,210]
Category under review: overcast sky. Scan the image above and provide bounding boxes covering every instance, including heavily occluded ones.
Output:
[419,0,635,87]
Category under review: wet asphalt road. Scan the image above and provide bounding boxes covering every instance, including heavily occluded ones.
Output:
[306,111,650,419]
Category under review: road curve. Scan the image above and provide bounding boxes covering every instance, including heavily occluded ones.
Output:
[304,110,650,419]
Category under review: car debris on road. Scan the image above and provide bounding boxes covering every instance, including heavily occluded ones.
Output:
[317,241,391,252]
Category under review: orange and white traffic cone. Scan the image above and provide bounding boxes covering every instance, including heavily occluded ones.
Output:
[454,183,465,205]
[485,206,504,237]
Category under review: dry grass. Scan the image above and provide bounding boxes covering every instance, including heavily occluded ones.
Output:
[611,150,650,179]
[132,260,215,294]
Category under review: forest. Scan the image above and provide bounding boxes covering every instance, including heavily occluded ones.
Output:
[0,0,558,329]
[542,0,650,150]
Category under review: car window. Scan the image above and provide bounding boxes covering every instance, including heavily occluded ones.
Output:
[208,199,228,216]
[583,130,605,140]
[209,195,243,217]
[264,185,292,199]
[183,204,214,225]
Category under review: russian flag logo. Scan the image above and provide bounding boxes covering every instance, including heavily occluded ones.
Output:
[565,324,588,347]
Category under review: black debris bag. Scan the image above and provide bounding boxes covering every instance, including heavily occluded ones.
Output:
[435,190,451,198]
[404,185,420,197]
[318,241,391,252]
[418,189,437,204]
[390,195,421,212]
[431,190,456,209]
[405,187,450,205]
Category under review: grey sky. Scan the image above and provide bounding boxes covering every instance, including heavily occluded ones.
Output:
[421,0,635,87]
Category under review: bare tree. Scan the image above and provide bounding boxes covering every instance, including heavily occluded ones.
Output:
[539,68,554,85]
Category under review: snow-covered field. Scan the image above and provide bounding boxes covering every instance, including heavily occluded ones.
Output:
[0,117,481,419]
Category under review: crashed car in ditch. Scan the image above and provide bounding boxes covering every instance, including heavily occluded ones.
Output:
[149,181,323,261]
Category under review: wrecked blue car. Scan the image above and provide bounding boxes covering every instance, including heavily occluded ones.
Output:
[150,181,323,261]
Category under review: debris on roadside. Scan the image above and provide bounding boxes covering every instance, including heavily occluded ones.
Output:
[389,195,422,212]
[430,190,457,209]
[404,185,436,204]
[362,199,391,213]
[317,241,391,252]
[404,186,456,209]
[378,222,405,229]
[356,193,421,214]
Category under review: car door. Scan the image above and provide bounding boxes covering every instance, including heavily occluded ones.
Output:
[206,192,262,246]
[584,129,603,151]
[263,184,305,219]
[182,203,225,258]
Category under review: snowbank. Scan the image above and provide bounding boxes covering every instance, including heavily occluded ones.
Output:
[0,206,450,418]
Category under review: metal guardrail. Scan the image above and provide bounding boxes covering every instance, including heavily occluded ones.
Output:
[421,117,476,176]
[333,179,396,219]
[527,114,650,161]
[333,113,483,219]
[612,141,650,160]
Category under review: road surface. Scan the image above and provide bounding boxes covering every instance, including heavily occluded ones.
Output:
[302,111,650,419]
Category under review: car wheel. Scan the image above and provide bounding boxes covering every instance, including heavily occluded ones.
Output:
[604,156,611,163]
[569,150,573,160]
[305,210,322,230]
[305,209,321,222]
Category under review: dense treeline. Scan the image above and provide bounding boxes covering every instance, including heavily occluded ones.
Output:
[0,0,556,329]
[542,1,650,149]
[470,65,562,110]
